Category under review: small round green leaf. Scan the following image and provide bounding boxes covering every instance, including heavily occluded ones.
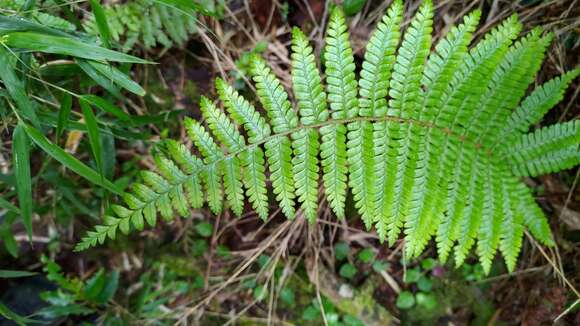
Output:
[396,291,415,310]
[339,263,357,279]
[334,242,350,261]
[195,222,213,237]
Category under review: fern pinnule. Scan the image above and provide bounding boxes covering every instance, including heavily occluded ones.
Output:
[321,7,356,218]
[470,28,547,145]
[216,79,270,219]
[184,117,224,214]
[434,15,521,261]
[199,97,246,216]
[419,9,480,259]
[251,57,297,218]
[291,27,327,222]
[386,0,433,253]
[475,161,502,273]
[497,68,580,148]
[360,0,402,237]
[507,120,580,177]
[75,2,579,274]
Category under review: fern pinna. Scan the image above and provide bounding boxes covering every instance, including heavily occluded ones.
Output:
[76,0,580,273]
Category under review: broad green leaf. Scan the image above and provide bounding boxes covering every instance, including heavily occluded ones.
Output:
[0,47,40,127]
[4,32,152,63]
[13,124,33,241]
[79,99,104,177]
[21,123,122,195]
[87,61,146,96]
[357,248,376,263]
[56,93,72,140]
[82,95,131,121]
[89,0,112,48]
[0,220,19,257]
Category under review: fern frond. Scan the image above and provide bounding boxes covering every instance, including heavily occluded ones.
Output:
[83,0,197,51]
[515,182,554,246]
[76,3,579,274]
[434,14,521,261]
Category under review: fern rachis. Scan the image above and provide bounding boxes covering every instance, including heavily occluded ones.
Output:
[76,1,579,273]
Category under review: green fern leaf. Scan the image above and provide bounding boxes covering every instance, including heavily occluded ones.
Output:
[75,2,580,274]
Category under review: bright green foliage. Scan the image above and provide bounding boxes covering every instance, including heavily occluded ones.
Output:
[83,0,198,51]
[76,2,579,274]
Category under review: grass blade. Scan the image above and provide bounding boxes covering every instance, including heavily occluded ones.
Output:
[4,32,152,64]
[0,15,72,37]
[56,93,72,141]
[76,59,122,98]
[87,61,146,96]
[88,0,112,49]
[0,302,39,326]
[0,269,37,278]
[22,123,123,195]
[0,197,21,214]
[79,99,104,177]
[0,47,40,127]
[12,124,33,241]
[82,95,131,121]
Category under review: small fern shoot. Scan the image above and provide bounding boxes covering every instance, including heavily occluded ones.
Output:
[76,2,580,274]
